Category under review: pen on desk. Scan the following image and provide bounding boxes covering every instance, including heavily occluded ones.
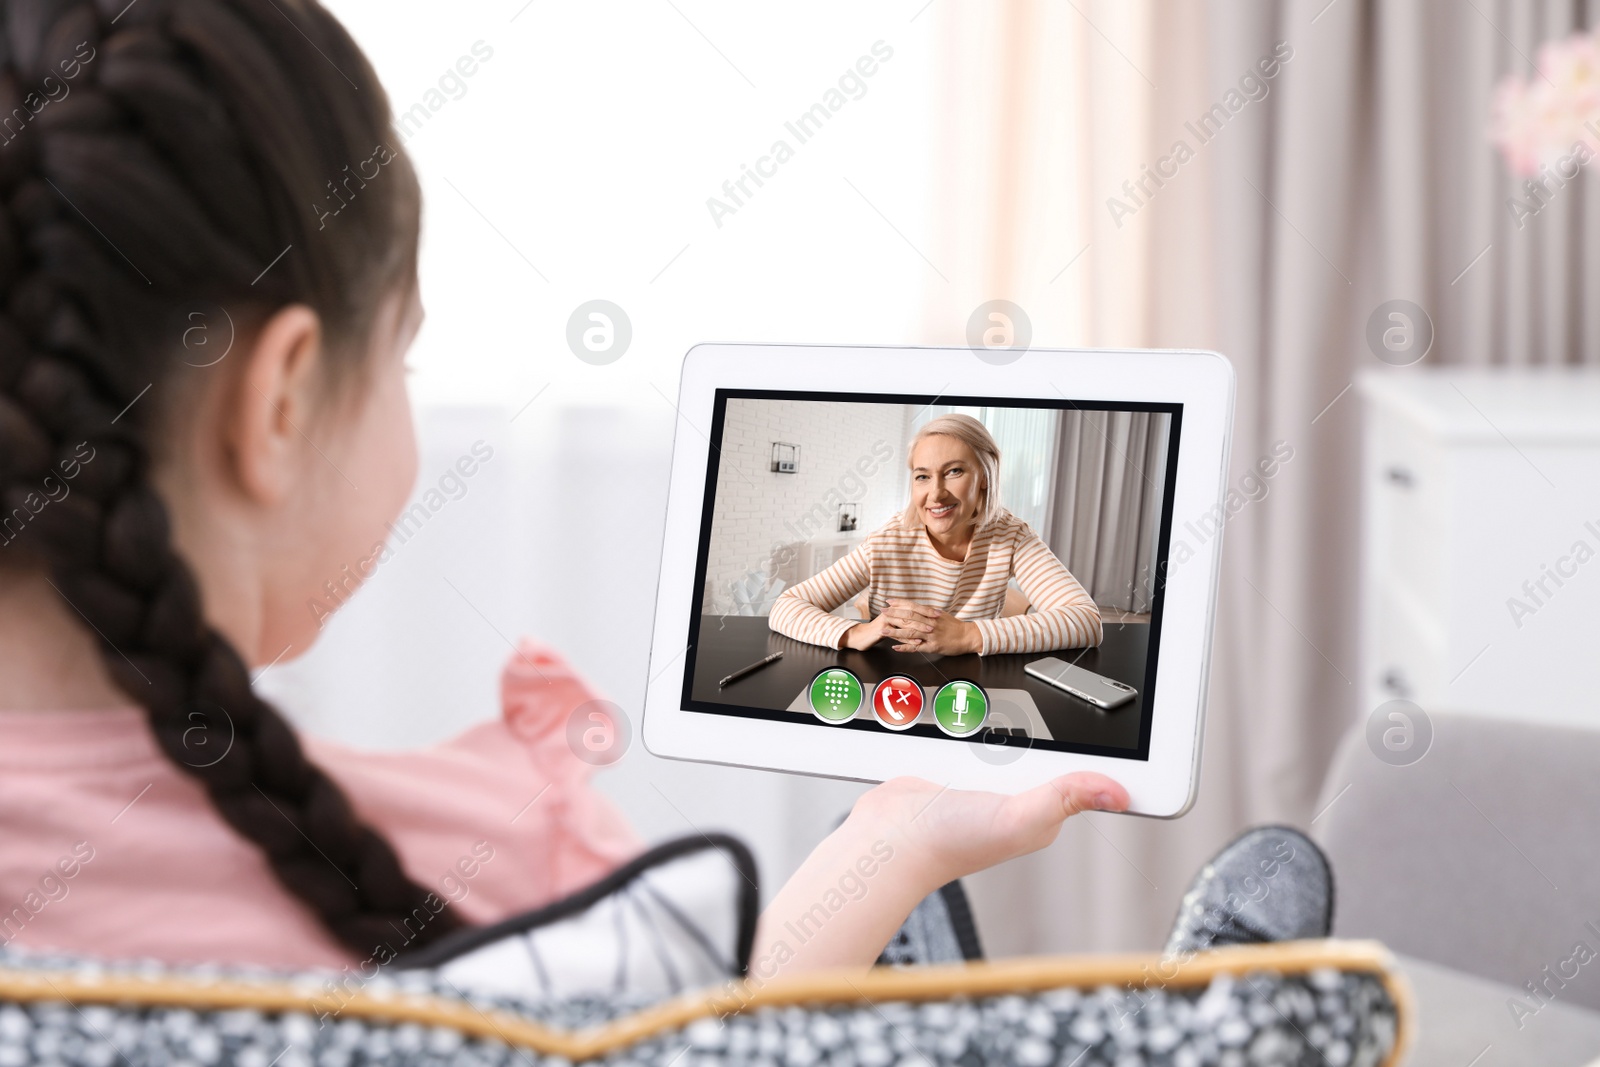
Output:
[718,651,783,687]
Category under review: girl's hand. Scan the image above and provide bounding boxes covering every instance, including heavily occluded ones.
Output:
[854,772,1129,887]
[748,772,1128,979]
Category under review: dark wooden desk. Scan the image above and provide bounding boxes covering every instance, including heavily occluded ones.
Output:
[685,615,1151,756]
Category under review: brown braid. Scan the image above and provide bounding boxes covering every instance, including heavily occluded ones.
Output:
[0,0,466,953]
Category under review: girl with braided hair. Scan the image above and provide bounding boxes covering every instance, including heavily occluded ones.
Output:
[0,0,1126,976]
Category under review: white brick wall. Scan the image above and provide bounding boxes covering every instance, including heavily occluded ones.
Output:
[704,398,913,614]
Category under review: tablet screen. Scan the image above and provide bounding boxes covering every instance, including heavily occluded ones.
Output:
[679,388,1184,761]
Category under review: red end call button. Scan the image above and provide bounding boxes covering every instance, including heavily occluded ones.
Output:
[872,675,924,731]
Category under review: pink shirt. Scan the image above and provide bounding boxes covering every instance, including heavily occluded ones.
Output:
[0,639,641,969]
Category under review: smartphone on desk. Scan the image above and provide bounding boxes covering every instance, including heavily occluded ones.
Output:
[1024,656,1138,710]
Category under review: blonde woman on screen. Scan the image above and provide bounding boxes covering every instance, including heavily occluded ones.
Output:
[769,414,1103,655]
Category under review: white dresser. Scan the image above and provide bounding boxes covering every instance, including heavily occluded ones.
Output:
[1358,368,1600,727]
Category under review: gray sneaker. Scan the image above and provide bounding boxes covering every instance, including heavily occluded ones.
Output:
[1163,825,1334,956]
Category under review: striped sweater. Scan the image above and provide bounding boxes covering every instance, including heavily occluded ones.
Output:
[768,509,1103,655]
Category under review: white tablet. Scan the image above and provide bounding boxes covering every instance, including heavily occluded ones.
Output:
[641,344,1234,817]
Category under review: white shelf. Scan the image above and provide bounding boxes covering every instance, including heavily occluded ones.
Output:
[1359,367,1600,726]
[1358,367,1600,444]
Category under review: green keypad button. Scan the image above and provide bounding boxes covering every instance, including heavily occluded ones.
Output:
[933,680,989,737]
[809,668,863,724]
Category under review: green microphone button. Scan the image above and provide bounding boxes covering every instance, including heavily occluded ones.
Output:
[933,680,989,737]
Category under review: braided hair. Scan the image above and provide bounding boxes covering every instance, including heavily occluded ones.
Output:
[0,0,466,954]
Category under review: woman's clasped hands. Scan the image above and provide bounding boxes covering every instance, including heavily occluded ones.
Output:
[842,598,981,655]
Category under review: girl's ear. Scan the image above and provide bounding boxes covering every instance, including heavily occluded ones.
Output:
[224,304,325,506]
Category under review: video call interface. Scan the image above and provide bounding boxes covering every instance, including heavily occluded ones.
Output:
[681,389,1183,761]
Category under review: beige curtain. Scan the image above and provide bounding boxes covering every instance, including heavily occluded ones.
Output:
[925,0,1600,956]
[1048,411,1169,614]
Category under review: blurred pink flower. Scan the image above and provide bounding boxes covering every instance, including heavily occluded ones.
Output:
[1491,27,1600,176]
